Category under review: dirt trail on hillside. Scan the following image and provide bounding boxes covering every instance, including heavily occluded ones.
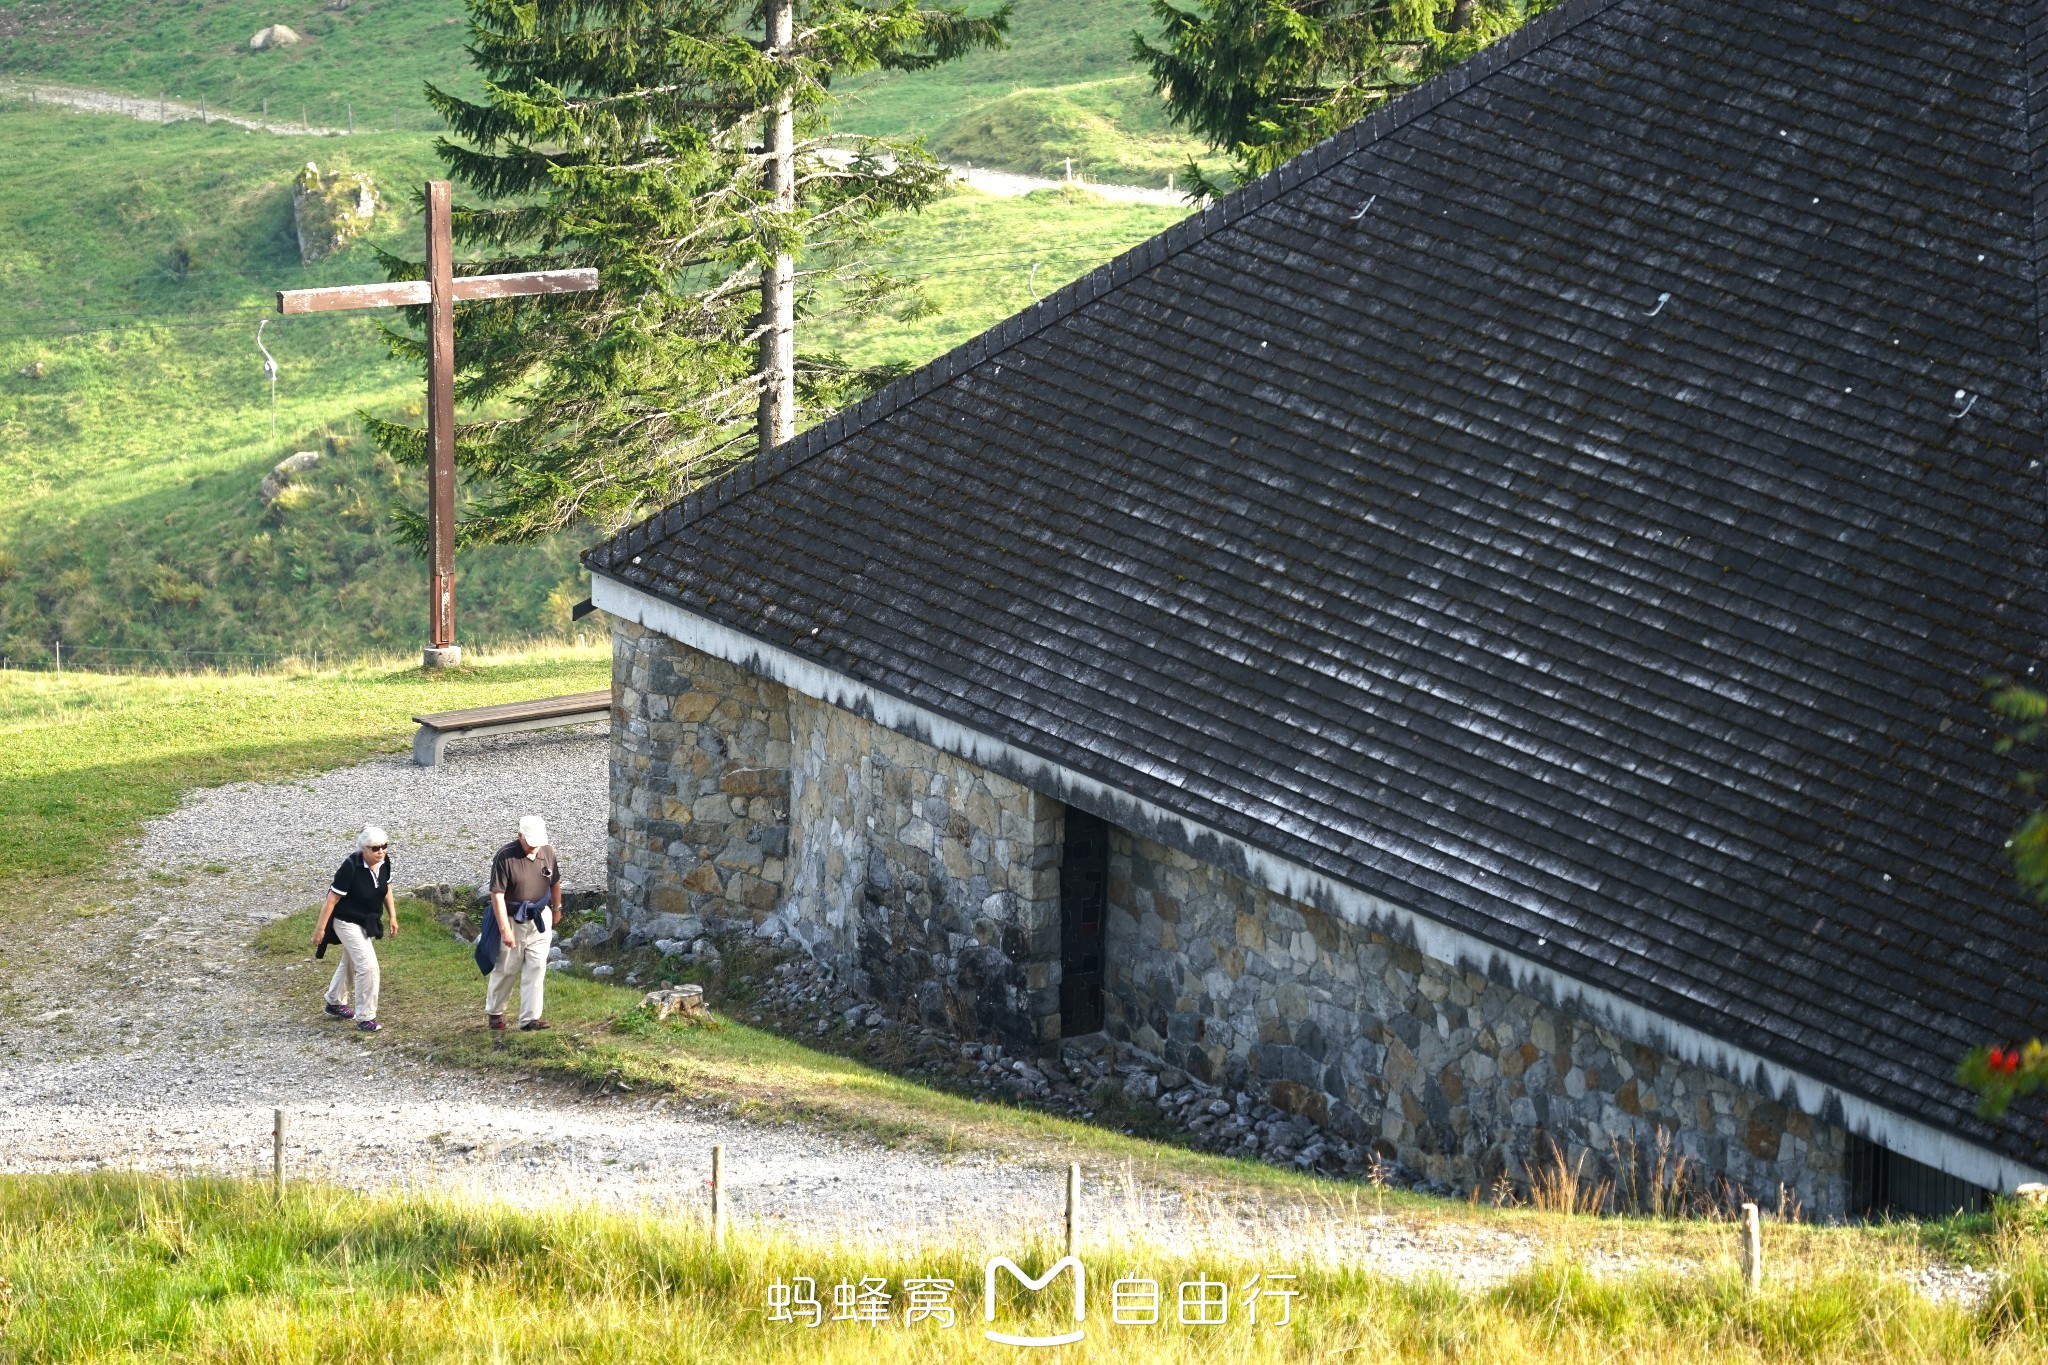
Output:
[1,79,1191,206]
[0,79,352,136]
[0,728,1552,1279]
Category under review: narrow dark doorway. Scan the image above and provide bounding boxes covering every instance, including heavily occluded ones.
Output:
[1059,808,1109,1036]
[1846,1135,1990,1220]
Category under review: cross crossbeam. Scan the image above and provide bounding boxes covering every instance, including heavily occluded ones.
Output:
[276,268,599,315]
[275,181,599,667]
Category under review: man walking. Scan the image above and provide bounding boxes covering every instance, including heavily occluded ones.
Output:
[485,815,561,1032]
[313,825,399,1032]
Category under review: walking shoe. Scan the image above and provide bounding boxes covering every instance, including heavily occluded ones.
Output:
[519,1019,552,1031]
[357,1020,382,1032]
[324,1003,356,1019]
[488,1014,507,1030]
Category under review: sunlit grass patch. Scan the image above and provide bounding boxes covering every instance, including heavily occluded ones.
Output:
[5,1173,2048,1363]
[0,644,609,891]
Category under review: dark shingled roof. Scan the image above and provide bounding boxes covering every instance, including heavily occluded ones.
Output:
[591,0,2048,1163]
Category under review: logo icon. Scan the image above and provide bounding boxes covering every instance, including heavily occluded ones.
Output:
[982,1255,1086,1347]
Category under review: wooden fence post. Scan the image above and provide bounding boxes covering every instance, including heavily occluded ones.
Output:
[1065,1163,1081,1258]
[1740,1201,1761,1293]
[711,1143,727,1250]
[273,1108,286,1199]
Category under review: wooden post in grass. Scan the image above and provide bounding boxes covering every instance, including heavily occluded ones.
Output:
[1739,1201,1761,1293]
[276,185,596,667]
[1065,1163,1081,1257]
[273,1109,286,1199]
[711,1144,728,1250]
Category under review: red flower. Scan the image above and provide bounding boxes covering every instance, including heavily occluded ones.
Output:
[2008,1053,2025,1075]
[1991,1048,2008,1071]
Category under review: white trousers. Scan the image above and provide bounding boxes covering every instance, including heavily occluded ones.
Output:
[485,910,552,1024]
[324,920,380,1022]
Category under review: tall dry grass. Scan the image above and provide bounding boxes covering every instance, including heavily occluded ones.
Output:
[5,1172,2048,1363]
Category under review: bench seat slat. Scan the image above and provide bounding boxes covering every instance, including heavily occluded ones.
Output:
[413,690,612,731]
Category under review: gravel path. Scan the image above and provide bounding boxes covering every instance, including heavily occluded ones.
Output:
[0,728,1550,1278]
[0,731,1994,1303]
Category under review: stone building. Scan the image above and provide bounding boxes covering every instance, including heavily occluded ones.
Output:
[589,0,2048,1218]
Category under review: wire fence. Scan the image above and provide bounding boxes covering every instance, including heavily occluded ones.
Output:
[0,642,302,676]
[0,634,609,678]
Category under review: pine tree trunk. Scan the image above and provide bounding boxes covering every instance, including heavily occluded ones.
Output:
[1449,0,1475,31]
[758,0,797,454]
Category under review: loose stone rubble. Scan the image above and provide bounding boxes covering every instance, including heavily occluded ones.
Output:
[713,944,1400,1185]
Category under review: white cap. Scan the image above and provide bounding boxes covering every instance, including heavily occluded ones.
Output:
[358,825,389,849]
[518,815,549,847]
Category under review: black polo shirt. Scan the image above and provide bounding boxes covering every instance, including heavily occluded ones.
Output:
[327,851,392,938]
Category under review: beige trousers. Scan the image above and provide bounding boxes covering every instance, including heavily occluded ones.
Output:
[324,920,380,1022]
[485,909,552,1024]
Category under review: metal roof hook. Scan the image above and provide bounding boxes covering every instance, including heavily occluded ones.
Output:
[1029,262,1043,301]
[1349,194,1377,221]
[1951,389,1979,419]
[1643,292,1671,318]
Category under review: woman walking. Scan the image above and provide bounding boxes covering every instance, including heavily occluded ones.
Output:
[312,824,400,1032]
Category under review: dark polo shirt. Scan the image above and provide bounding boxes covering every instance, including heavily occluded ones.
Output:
[327,851,392,939]
[489,839,560,915]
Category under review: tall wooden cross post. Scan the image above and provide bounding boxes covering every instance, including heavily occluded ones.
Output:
[277,181,598,668]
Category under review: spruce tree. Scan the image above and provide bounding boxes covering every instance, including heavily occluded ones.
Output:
[369,0,1008,546]
[1135,0,1548,196]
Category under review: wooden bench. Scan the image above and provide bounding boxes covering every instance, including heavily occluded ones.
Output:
[411,690,611,767]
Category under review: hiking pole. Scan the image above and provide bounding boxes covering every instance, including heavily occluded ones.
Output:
[711,1144,728,1250]
[273,1109,286,1200]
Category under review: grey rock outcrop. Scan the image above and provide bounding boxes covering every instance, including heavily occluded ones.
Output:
[260,450,321,506]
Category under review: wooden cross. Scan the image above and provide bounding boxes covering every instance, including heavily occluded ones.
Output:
[277,180,597,668]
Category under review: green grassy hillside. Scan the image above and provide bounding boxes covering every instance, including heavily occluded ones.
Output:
[808,183,1186,369]
[0,105,584,663]
[0,103,1189,662]
[0,0,1218,185]
[0,0,476,131]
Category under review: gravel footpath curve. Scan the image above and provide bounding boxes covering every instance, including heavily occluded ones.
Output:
[0,729,2003,1306]
[0,728,1555,1279]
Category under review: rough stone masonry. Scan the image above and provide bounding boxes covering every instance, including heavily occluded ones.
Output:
[610,619,1852,1215]
[612,619,1063,1048]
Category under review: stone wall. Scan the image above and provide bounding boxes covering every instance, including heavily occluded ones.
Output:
[612,619,1065,1051]
[613,617,1852,1213]
[610,619,792,941]
[1101,828,1850,1217]
[774,692,1065,1050]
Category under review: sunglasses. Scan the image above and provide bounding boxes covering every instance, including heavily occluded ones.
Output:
[366,844,388,852]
